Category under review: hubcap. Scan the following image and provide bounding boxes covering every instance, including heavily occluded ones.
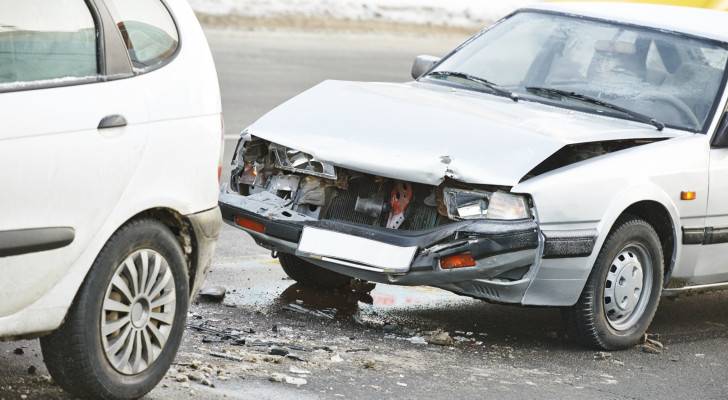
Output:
[603,244,653,331]
[101,249,176,375]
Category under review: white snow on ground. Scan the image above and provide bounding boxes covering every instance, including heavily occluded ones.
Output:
[189,0,540,28]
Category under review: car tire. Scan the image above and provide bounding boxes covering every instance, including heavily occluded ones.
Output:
[279,253,352,289]
[40,219,189,400]
[564,217,664,350]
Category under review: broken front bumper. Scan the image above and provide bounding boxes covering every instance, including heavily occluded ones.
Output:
[219,190,541,303]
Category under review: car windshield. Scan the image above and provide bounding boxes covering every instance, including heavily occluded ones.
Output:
[428,11,728,132]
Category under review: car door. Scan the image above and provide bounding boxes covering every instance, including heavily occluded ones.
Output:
[0,0,149,318]
[695,106,728,285]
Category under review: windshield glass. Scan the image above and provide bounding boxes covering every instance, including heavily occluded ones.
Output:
[429,11,728,132]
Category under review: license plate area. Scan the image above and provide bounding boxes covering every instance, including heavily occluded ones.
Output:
[297,227,417,273]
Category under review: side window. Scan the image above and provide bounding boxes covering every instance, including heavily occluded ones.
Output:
[104,0,179,73]
[0,0,98,89]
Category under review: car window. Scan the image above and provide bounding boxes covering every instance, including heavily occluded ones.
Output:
[432,12,728,133]
[104,0,179,73]
[0,0,98,90]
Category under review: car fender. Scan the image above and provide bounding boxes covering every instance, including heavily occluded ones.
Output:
[514,134,709,305]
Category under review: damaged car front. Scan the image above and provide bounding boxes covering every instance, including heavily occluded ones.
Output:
[221,3,728,349]
[221,130,541,297]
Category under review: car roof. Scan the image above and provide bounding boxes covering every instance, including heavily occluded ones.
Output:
[523,2,728,44]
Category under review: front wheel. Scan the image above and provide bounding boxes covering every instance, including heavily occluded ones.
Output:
[565,217,664,350]
[40,219,189,400]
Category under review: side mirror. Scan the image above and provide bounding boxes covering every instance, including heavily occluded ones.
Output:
[712,112,728,148]
[411,55,441,80]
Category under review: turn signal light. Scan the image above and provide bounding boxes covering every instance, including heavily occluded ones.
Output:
[681,191,697,201]
[235,216,265,233]
[440,252,477,269]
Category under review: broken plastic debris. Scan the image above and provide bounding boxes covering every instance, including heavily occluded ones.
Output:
[408,336,428,345]
[289,366,311,375]
[270,373,307,386]
[198,286,227,302]
[283,303,336,319]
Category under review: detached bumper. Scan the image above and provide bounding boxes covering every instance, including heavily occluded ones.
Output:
[219,191,541,303]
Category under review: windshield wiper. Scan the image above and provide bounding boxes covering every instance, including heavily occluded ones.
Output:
[426,71,519,102]
[525,86,664,131]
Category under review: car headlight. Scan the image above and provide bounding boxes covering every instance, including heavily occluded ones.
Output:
[269,143,337,180]
[443,188,531,221]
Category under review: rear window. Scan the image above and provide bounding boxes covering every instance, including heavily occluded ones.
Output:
[104,0,179,73]
[0,0,98,89]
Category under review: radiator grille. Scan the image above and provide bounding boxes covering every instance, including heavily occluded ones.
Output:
[322,178,445,231]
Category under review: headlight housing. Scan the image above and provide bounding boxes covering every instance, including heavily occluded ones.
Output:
[443,188,531,221]
[269,143,337,180]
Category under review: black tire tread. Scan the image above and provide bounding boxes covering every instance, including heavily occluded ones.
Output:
[40,219,188,400]
[566,217,664,350]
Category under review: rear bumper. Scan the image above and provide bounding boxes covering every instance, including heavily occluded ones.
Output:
[219,190,542,303]
[187,206,222,299]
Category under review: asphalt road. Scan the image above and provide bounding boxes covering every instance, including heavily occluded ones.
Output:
[3,28,728,400]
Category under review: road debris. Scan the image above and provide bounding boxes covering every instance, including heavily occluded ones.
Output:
[188,372,205,382]
[270,373,307,386]
[289,366,311,375]
[408,336,428,345]
[594,352,612,361]
[208,351,245,363]
[640,334,664,354]
[283,303,336,319]
[330,354,344,363]
[269,347,289,357]
[198,286,227,302]
[345,348,370,353]
[13,348,23,355]
[427,329,454,346]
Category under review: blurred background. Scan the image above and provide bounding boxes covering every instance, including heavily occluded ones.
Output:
[189,0,728,34]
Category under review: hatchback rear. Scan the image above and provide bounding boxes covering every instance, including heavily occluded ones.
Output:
[0,0,222,398]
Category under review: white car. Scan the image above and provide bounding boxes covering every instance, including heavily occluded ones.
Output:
[0,0,222,398]
[220,3,728,350]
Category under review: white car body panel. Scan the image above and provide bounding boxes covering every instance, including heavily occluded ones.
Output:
[250,80,681,187]
[0,0,222,338]
[516,135,710,304]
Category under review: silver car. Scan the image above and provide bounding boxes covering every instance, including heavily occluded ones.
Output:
[220,3,728,349]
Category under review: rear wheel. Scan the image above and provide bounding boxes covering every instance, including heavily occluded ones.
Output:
[565,217,664,350]
[40,219,189,400]
[279,253,352,289]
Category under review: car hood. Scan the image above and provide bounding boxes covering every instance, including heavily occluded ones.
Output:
[248,80,680,187]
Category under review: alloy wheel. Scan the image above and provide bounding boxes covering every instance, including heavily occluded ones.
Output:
[100,249,177,375]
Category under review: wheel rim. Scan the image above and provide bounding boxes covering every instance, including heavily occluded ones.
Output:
[101,249,176,375]
[603,243,653,331]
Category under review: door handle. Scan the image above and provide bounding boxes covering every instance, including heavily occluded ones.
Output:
[98,114,127,129]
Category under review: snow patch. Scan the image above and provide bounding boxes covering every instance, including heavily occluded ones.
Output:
[189,0,540,28]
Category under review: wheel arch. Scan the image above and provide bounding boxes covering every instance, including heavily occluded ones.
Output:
[127,207,199,296]
[608,200,677,281]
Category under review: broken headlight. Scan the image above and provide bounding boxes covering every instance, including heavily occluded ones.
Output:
[443,188,531,221]
[269,143,337,180]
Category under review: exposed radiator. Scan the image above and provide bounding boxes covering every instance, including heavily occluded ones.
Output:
[322,178,445,231]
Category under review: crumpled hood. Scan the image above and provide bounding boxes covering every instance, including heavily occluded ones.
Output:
[249,80,679,186]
